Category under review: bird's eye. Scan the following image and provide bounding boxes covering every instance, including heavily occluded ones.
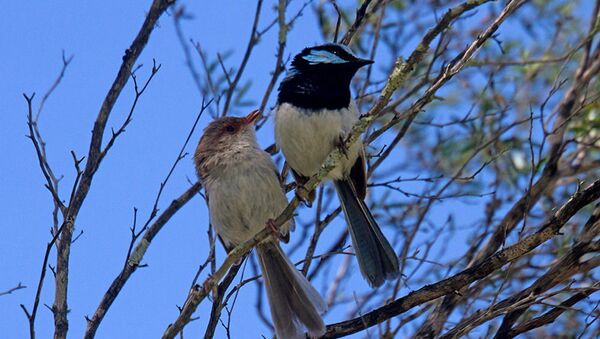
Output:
[225,125,236,133]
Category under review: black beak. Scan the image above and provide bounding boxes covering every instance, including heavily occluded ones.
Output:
[353,58,374,67]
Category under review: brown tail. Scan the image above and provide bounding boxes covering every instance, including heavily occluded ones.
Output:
[256,241,326,338]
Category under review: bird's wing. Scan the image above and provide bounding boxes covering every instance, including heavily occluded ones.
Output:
[348,148,367,200]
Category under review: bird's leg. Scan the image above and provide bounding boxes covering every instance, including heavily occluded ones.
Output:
[336,134,350,160]
[266,218,284,241]
[294,176,315,207]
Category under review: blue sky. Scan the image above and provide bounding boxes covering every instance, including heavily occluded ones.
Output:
[0,1,563,338]
[0,1,361,338]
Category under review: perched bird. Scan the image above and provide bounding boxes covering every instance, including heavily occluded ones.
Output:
[275,43,400,287]
[194,110,326,339]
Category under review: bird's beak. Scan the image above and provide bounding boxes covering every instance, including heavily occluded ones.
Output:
[354,58,374,67]
[244,109,261,125]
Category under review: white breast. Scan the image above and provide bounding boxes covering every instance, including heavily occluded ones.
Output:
[275,102,362,180]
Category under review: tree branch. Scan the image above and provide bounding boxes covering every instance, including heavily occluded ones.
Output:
[51,2,175,338]
[322,179,600,338]
[0,283,26,297]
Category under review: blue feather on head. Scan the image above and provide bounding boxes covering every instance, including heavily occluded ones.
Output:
[292,43,365,69]
[302,49,349,64]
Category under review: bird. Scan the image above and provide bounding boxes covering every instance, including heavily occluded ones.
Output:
[275,43,400,287]
[194,109,326,339]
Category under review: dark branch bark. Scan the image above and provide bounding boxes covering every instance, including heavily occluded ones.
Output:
[505,288,599,337]
[49,3,175,337]
[321,179,600,338]
[84,182,201,338]
[202,263,244,339]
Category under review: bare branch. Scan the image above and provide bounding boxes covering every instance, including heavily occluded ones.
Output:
[0,283,26,297]
[48,1,175,337]
[322,179,600,338]
[221,0,263,116]
[84,98,211,338]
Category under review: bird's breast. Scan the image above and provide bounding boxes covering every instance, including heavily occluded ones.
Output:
[204,153,292,248]
[275,103,361,180]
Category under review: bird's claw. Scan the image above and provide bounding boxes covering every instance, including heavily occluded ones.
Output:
[295,185,315,207]
[266,219,284,241]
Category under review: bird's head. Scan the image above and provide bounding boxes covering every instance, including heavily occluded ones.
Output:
[278,44,372,109]
[195,110,261,176]
[290,43,373,77]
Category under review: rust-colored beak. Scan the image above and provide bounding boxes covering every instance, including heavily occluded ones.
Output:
[244,109,261,124]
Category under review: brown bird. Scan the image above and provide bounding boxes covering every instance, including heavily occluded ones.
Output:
[194,110,326,339]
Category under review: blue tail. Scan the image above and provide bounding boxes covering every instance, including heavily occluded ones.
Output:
[335,179,399,287]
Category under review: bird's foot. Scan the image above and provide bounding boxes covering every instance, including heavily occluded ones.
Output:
[295,184,315,207]
[336,135,350,159]
[266,218,284,241]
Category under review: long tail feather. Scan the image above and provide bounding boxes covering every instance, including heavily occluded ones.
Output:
[257,241,326,339]
[335,179,399,287]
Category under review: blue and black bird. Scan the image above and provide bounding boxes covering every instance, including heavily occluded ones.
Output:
[275,43,400,287]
